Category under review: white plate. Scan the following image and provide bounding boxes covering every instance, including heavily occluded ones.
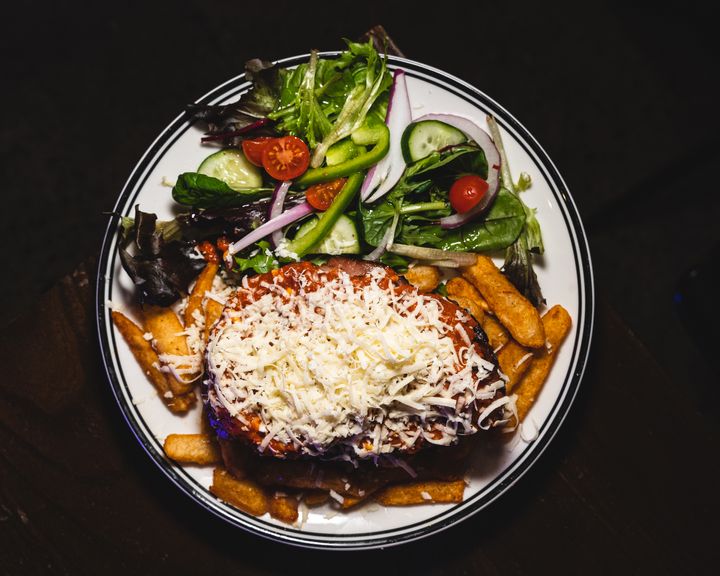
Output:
[96,54,594,549]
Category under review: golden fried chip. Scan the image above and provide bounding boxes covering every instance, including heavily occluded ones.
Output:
[269,492,299,524]
[210,468,269,517]
[514,305,572,420]
[479,314,511,351]
[204,298,224,343]
[340,494,367,509]
[449,295,484,323]
[445,277,485,323]
[111,311,195,413]
[497,339,532,393]
[376,480,466,506]
[185,261,219,329]
[446,277,484,306]
[163,434,221,466]
[480,314,511,352]
[461,255,545,348]
[403,265,441,292]
[142,304,196,394]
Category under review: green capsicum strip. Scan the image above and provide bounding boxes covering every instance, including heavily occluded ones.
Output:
[285,172,364,257]
[295,124,389,187]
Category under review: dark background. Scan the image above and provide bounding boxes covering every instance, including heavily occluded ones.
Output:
[2,1,719,574]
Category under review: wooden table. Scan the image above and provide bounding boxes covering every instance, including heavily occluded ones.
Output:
[2,5,719,575]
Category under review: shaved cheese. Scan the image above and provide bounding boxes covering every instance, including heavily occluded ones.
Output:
[515,352,533,369]
[206,266,503,460]
[329,490,345,504]
[420,491,432,501]
[477,396,518,431]
[297,500,309,529]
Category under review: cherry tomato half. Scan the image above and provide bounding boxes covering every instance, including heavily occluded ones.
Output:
[305,178,347,211]
[241,137,274,167]
[449,174,489,214]
[261,136,310,180]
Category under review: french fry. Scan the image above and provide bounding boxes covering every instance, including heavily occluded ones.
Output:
[142,305,189,355]
[446,277,485,322]
[204,298,224,342]
[479,314,511,351]
[210,468,269,516]
[142,304,196,394]
[444,277,517,352]
[269,492,299,523]
[449,295,484,323]
[497,339,532,393]
[185,262,219,329]
[376,480,465,506]
[514,305,572,420]
[403,265,441,292]
[163,434,221,466]
[461,255,545,348]
[446,277,483,305]
[111,311,195,413]
[340,495,367,509]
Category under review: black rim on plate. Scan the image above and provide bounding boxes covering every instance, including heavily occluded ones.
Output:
[96,54,595,550]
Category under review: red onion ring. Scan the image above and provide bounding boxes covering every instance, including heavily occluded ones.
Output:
[269,180,292,247]
[412,113,501,229]
[228,202,314,256]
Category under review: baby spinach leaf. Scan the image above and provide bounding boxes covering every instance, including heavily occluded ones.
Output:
[397,221,445,246]
[233,241,278,274]
[172,173,273,209]
[358,198,397,246]
[440,188,525,252]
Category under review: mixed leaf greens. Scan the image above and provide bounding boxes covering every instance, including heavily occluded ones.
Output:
[118,208,207,306]
[121,39,546,307]
[358,143,527,253]
[268,42,391,160]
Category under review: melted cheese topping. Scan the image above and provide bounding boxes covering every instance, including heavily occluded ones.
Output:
[206,266,502,458]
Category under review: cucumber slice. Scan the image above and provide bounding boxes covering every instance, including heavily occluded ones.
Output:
[401,120,467,163]
[294,214,360,255]
[197,149,262,191]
